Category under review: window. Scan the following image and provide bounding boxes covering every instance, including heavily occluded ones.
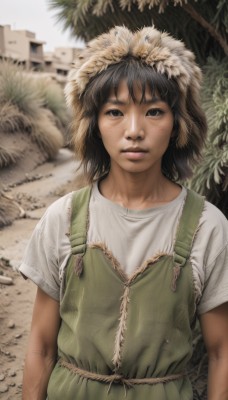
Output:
[30,43,38,53]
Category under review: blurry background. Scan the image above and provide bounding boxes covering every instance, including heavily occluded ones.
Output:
[0,0,84,51]
[0,1,227,399]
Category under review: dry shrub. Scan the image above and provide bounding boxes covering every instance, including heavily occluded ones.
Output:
[0,61,42,119]
[35,77,69,126]
[0,144,21,168]
[31,109,64,160]
[0,102,32,133]
[0,193,19,228]
[0,62,65,170]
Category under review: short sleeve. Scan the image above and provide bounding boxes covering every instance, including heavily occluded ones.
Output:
[196,202,228,314]
[197,244,228,314]
[19,193,73,301]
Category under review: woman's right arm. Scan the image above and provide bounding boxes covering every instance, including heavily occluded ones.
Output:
[22,287,60,400]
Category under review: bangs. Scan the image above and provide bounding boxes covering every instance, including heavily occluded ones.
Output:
[82,58,179,114]
[71,50,206,184]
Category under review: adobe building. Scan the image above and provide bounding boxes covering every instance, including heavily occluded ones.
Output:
[44,47,82,76]
[0,25,45,70]
[0,25,83,80]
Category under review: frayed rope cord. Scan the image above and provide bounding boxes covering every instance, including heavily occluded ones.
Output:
[59,359,185,386]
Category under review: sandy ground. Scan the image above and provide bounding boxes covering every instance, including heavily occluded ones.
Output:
[0,148,208,399]
[0,148,82,399]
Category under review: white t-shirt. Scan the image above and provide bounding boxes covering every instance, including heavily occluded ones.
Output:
[19,183,228,315]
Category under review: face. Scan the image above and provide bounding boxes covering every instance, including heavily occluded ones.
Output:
[98,80,174,177]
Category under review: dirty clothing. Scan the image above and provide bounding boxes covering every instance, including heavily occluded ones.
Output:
[46,186,204,399]
[19,183,228,315]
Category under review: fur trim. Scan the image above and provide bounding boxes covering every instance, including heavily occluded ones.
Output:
[66,26,201,102]
[129,251,168,283]
[74,255,84,277]
[65,26,202,149]
[89,242,128,281]
[112,285,130,370]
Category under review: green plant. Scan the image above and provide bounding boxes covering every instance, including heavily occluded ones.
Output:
[190,57,228,217]
[48,0,227,63]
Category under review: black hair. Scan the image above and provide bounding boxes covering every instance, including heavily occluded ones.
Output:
[76,57,207,182]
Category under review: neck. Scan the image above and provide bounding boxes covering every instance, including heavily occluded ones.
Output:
[99,169,181,210]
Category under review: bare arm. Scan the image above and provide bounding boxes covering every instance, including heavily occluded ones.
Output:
[200,302,228,400]
[22,287,60,400]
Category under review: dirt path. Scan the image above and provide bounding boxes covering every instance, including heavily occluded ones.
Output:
[0,149,81,399]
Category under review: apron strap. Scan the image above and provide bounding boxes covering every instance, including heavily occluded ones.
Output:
[171,189,205,291]
[69,186,92,276]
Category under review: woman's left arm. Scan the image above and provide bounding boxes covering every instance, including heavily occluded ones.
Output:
[200,302,228,400]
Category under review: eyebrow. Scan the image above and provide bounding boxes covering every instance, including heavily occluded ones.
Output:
[106,97,163,105]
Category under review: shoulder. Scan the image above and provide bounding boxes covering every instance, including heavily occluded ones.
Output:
[185,188,227,245]
[192,197,227,264]
[38,189,83,233]
[40,192,73,224]
[190,199,228,313]
[202,200,227,227]
[30,193,73,242]
[39,185,92,233]
[198,200,228,251]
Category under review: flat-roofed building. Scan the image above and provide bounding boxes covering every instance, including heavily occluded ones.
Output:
[44,47,82,77]
[0,24,45,70]
[0,25,84,81]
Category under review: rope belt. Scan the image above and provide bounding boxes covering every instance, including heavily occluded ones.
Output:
[59,358,185,387]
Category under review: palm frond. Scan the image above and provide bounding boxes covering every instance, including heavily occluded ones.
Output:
[190,57,228,216]
[47,0,227,60]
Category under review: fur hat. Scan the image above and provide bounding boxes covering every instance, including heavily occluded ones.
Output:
[65,26,203,150]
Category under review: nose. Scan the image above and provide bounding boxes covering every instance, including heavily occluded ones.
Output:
[124,114,144,141]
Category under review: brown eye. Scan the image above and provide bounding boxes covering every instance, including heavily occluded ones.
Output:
[146,109,163,117]
[106,109,123,117]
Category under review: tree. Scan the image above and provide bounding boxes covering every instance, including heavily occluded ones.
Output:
[191,56,228,216]
[48,0,228,217]
[48,0,227,60]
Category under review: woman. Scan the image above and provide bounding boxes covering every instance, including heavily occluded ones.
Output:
[20,26,228,399]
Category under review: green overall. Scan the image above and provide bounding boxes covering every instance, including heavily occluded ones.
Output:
[47,186,204,400]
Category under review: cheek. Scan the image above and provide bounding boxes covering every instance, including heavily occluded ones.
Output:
[98,119,110,138]
[98,128,114,151]
[160,117,174,139]
[98,120,118,148]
